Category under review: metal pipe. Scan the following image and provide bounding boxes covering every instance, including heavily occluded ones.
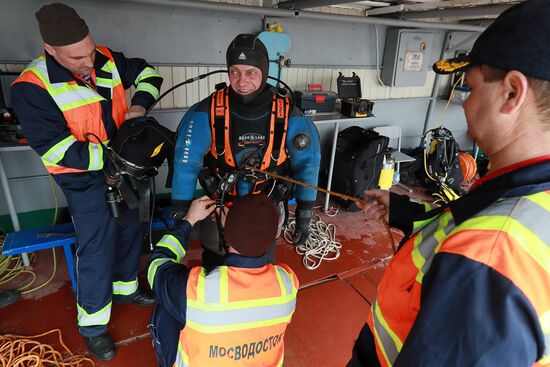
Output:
[278,0,362,9]
[120,0,486,32]
[401,4,512,20]
[279,0,391,9]
[0,153,30,266]
[422,30,453,139]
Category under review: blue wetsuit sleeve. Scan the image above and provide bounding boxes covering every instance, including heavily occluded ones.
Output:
[394,252,543,367]
[286,113,321,202]
[171,106,212,201]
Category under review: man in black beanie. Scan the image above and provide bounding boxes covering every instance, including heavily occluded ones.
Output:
[147,194,299,366]
[171,34,321,266]
[11,2,163,361]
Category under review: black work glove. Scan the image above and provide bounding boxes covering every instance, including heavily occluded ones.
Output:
[292,202,314,246]
[170,199,192,221]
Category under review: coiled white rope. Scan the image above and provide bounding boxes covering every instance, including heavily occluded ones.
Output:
[284,211,342,270]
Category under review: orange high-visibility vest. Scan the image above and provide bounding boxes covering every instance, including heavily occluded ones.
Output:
[174,263,298,366]
[205,87,290,196]
[13,46,127,174]
[368,192,550,366]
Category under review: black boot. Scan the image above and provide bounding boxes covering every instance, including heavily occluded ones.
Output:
[113,290,155,307]
[0,290,20,308]
[85,332,116,361]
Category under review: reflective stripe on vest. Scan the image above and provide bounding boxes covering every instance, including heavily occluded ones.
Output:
[25,56,104,112]
[187,267,296,333]
[16,47,127,174]
[77,301,111,327]
[370,191,550,366]
[174,264,297,366]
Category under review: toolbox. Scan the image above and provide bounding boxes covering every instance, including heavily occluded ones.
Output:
[294,84,337,113]
[337,72,374,118]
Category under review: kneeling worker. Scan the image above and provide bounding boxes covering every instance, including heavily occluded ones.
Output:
[147,193,299,366]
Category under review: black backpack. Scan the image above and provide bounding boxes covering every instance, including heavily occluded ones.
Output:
[331,126,389,211]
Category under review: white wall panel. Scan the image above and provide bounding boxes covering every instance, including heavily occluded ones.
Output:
[172,67,187,109]
[157,66,174,109]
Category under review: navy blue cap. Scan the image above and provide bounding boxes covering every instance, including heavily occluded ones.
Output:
[433,0,550,81]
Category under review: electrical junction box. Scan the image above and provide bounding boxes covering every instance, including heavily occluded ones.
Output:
[381,29,434,87]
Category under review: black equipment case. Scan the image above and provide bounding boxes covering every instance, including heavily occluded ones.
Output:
[337,73,374,118]
[331,126,389,211]
[294,84,338,113]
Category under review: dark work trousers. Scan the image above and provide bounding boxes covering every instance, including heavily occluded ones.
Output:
[54,172,143,338]
[197,202,284,269]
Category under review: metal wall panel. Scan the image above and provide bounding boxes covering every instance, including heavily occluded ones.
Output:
[1,0,263,64]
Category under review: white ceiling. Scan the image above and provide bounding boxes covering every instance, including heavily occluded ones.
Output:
[276,0,525,24]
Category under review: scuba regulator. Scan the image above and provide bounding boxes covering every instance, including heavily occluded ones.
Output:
[421,126,463,203]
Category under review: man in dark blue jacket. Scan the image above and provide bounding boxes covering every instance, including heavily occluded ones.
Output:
[148,193,299,366]
[11,3,162,360]
[349,1,550,365]
[171,34,321,266]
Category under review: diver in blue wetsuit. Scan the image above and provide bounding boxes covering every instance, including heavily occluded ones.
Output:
[171,33,321,265]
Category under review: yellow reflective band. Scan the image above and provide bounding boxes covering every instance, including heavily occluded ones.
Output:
[526,192,550,212]
[41,135,77,164]
[58,95,105,112]
[371,322,392,367]
[275,266,286,296]
[96,77,113,88]
[135,67,161,84]
[541,309,550,333]
[434,213,451,250]
[276,266,296,296]
[26,68,55,97]
[136,82,160,99]
[372,301,402,366]
[101,59,115,73]
[157,234,186,262]
[219,266,228,304]
[147,257,174,289]
[539,355,550,365]
[414,213,452,283]
[411,232,425,270]
[176,341,190,367]
[185,314,294,334]
[374,303,403,350]
[87,143,104,171]
[412,215,438,232]
[77,302,111,326]
[113,278,138,295]
[197,268,206,304]
[452,215,550,272]
[187,291,297,312]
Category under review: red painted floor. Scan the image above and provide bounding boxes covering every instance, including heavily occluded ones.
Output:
[0,196,405,366]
